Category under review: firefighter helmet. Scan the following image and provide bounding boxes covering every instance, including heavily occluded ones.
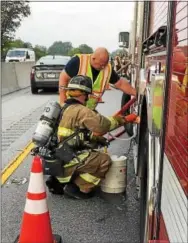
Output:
[66,75,92,94]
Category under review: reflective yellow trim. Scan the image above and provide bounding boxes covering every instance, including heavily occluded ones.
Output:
[152,85,163,130]
[56,176,71,183]
[181,67,188,95]
[57,127,85,144]
[58,127,74,137]
[1,142,34,185]
[86,98,97,110]
[63,159,79,168]
[107,116,119,130]
[56,152,90,183]
[64,152,90,168]
[80,173,100,185]
[67,83,91,93]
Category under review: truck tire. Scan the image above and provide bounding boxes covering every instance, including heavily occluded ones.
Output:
[139,129,149,243]
[136,100,149,243]
[121,93,133,136]
[31,85,38,94]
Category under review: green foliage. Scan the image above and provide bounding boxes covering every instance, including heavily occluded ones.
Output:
[48,42,93,57]
[111,49,128,58]
[1,0,31,52]
[78,44,93,54]
[1,38,25,59]
[33,45,47,60]
[48,41,73,56]
[23,42,33,48]
[1,38,47,61]
[68,44,93,57]
[68,47,81,57]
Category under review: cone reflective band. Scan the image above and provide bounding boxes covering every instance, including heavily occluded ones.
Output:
[16,156,62,243]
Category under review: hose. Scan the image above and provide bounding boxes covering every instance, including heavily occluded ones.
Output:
[107,129,136,141]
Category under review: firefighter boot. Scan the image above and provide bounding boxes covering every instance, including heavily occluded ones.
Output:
[63,183,94,200]
[45,176,65,195]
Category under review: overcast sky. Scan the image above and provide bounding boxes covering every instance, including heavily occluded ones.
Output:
[15,1,135,52]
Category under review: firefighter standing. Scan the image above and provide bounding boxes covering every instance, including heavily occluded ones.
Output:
[59,47,136,110]
[46,75,139,199]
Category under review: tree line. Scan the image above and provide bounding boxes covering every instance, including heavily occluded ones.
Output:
[1,0,93,60]
[2,38,94,60]
[1,0,124,61]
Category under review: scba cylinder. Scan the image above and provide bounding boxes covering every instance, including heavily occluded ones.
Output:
[32,101,62,146]
[101,155,127,193]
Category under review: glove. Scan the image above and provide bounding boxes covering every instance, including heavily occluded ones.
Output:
[125,114,140,123]
[113,115,125,126]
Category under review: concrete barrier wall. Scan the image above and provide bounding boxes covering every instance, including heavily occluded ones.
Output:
[1,62,35,96]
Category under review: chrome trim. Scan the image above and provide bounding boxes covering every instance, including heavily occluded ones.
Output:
[138,68,147,96]
[131,2,138,64]
[146,51,167,58]
[133,133,138,175]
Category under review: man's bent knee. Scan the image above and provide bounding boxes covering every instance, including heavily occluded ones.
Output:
[99,153,112,175]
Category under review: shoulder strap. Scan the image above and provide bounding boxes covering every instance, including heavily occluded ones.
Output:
[59,103,71,123]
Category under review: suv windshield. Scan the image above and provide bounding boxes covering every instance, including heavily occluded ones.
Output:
[7,50,26,57]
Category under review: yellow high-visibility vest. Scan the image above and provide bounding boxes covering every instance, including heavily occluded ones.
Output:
[76,54,112,110]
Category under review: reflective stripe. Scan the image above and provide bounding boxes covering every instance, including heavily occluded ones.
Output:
[67,83,91,93]
[102,64,112,91]
[25,198,48,214]
[107,116,119,130]
[58,127,74,137]
[57,152,90,183]
[27,192,46,200]
[86,98,98,110]
[56,176,71,183]
[64,152,89,168]
[80,173,100,185]
[78,54,89,75]
[64,159,79,168]
[153,84,163,129]
[28,172,45,194]
[57,127,85,143]
[181,67,188,95]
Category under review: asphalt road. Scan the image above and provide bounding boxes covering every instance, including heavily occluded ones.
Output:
[1,87,140,243]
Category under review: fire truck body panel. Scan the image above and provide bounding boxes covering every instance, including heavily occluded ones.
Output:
[165,1,188,195]
[161,154,187,243]
[130,1,188,242]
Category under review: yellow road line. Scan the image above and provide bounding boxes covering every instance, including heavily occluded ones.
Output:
[1,141,35,185]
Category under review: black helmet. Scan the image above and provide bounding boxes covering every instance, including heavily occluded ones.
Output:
[67,75,92,94]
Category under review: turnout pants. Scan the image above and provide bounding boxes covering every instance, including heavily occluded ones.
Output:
[57,151,111,191]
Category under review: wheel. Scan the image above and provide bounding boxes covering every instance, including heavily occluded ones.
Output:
[31,85,38,94]
[121,93,133,136]
[137,102,149,242]
[139,130,149,243]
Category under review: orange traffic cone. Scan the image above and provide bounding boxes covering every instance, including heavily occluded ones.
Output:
[15,156,62,243]
[105,83,111,90]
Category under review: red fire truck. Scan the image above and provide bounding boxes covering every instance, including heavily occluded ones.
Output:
[121,1,187,242]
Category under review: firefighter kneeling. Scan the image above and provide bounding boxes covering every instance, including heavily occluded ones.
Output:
[45,75,139,199]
